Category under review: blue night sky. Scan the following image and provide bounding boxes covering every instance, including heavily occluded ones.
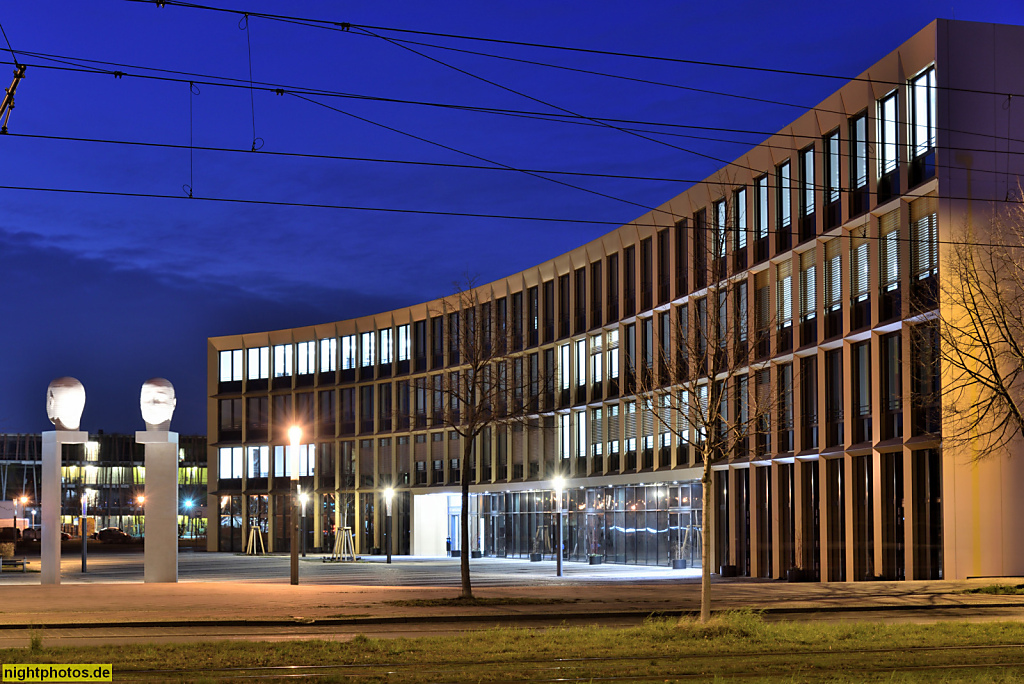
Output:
[1,1,1022,435]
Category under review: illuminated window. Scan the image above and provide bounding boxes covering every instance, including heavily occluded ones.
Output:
[360,331,375,367]
[878,90,899,177]
[296,341,315,375]
[607,330,619,380]
[341,335,356,371]
[218,447,243,479]
[219,349,243,382]
[319,338,337,373]
[273,344,292,378]
[397,324,411,362]
[247,445,269,478]
[247,346,269,380]
[379,328,393,365]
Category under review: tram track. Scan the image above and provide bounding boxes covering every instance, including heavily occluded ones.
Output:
[108,641,1024,682]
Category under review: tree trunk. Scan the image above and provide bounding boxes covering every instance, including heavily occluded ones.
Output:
[700,452,712,623]
[460,439,474,599]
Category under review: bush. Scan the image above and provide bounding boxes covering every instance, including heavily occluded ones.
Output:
[0,542,14,559]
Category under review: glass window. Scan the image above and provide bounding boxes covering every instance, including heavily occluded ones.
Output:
[910,67,936,158]
[319,338,336,373]
[218,446,243,479]
[851,228,869,302]
[273,344,292,378]
[777,161,791,229]
[714,199,727,259]
[247,346,269,380]
[824,131,840,204]
[735,187,748,249]
[379,328,393,365]
[297,340,315,375]
[608,330,619,379]
[911,196,938,279]
[825,239,842,311]
[559,413,570,459]
[360,331,375,367]
[575,339,586,387]
[755,175,769,239]
[800,251,816,321]
[219,349,243,382]
[247,445,269,479]
[800,147,814,216]
[397,324,410,362]
[879,210,900,291]
[878,91,899,176]
[559,343,571,390]
[341,335,357,370]
[777,260,793,328]
[591,334,603,383]
[591,407,603,456]
[850,114,868,190]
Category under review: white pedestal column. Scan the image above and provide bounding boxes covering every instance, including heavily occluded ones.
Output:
[41,430,87,585]
[137,430,179,583]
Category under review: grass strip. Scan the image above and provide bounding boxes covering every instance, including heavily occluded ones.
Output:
[3,611,1024,682]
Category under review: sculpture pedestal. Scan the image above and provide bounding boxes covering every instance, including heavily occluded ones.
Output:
[41,430,88,585]
[137,430,179,583]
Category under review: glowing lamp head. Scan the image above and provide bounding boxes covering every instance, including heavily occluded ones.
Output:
[46,377,86,431]
[288,425,302,446]
[19,495,28,505]
[137,495,145,505]
[140,378,176,430]
[384,487,394,503]
[552,476,565,496]
[183,499,193,509]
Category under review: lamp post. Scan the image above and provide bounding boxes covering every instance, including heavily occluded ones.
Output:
[383,487,394,565]
[137,495,145,538]
[288,425,301,585]
[81,490,91,573]
[183,499,193,540]
[553,477,564,578]
[14,495,27,541]
[299,491,308,558]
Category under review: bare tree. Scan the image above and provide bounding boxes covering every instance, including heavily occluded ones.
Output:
[431,277,546,599]
[636,210,775,623]
[927,198,1024,457]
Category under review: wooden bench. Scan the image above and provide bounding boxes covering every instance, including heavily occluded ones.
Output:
[0,557,28,573]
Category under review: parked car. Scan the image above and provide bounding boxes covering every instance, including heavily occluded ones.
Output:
[0,527,20,542]
[21,528,70,541]
[91,527,132,543]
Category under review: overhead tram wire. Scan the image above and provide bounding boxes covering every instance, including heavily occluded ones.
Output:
[6,129,1021,197]
[124,0,1024,100]
[2,55,1020,214]
[0,182,1020,252]
[6,50,1024,163]
[285,91,658,214]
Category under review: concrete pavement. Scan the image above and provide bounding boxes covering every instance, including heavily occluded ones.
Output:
[1,552,1024,634]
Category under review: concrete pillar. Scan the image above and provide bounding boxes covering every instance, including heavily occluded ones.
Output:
[137,430,179,583]
[817,457,831,581]
[770,460,782,579]
[843,452,856,582]
[41,430,88,585]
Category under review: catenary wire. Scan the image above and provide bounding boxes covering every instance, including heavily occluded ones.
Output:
[6,49,1024,157]
[0,182,1020,251]
[5,49,1023,182]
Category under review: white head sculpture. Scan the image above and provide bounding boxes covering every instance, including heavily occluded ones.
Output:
[141,378,176,431]
[46,377,86,431]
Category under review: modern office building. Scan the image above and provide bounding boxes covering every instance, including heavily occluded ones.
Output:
[0,432,207,537]
[207,19,1024,580]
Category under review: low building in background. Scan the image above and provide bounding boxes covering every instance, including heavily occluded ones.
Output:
[0,432,207,538]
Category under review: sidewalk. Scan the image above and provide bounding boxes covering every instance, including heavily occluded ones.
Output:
[1,554,1024,629]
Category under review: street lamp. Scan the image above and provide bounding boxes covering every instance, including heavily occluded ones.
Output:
[298,491,309,558]
[183,499,194,540]
[383,487,394,565]
[288,425,302,585]
[136,495,145,538]
[553,476,565,578]
[81,489,93,573]
[14,495,28,540]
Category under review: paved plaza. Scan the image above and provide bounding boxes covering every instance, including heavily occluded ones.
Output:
[2,549,1024,647]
